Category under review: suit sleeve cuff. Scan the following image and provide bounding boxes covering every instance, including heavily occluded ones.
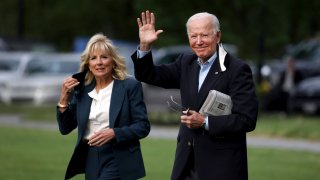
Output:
[137,47,151,58]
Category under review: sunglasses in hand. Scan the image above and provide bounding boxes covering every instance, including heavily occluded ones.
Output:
[167,96,190,115]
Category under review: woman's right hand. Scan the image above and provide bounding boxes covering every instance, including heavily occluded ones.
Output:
[58,77,80,108]
[61,77,80,95]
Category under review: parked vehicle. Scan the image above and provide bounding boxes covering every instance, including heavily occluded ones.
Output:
[0,52,38,101]
[112,40,138,76]
[0,38,7,51]
[260,38,320,112]
[1,53,80,105]
[0,52,36,77]
[288,76,320,114]
[261,38,320,88]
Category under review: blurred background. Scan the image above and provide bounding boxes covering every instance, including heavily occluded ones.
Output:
[1,0,320,180]
[1,0,320,114]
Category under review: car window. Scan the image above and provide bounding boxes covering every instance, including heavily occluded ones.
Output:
[289,41,320,60]
[25,59,78,75]
[153,46,193,65]
[156,53,180,64]
[0,59,20,72]
[292,45,315,59]
[58,61,79,73]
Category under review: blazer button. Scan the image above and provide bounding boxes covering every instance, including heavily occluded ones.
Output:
[188,141,191,146]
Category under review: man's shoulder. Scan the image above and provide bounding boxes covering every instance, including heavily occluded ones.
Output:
[181,52,197,59]
[226,54,249,67]
[122,77,141,87]
[176,52,197,64]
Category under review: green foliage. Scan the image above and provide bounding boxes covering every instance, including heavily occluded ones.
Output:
[1,1,320,59]
[0,0,18,37]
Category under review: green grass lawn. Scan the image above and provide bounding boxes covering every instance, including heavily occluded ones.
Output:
[1,103,320,179]
[250,112,320,141]
[0,125,319,180]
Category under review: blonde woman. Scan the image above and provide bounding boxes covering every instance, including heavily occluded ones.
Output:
[57,33,150,180]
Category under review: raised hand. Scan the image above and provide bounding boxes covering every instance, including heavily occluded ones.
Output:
[137,10,163,51]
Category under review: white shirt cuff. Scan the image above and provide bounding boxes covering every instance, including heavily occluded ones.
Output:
[204,116,209,130]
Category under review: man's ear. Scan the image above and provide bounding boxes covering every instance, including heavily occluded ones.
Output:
[216,31,222,44]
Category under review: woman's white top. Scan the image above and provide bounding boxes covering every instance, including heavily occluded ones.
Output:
[84,80,114,139]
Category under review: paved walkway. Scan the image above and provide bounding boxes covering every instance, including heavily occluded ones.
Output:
[1,115,320,153]
[149,126,320,153]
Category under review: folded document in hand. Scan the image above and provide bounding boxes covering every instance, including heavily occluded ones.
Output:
[199,90,233,116]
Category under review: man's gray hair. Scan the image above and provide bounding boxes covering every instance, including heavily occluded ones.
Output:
[186,12,220,35]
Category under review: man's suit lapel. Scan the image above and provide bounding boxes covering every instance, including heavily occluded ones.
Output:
[196,57,223,110]
[187,60,200,110]
[109,80,125,128]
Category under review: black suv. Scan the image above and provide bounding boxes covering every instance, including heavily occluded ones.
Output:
[261,38,320,113]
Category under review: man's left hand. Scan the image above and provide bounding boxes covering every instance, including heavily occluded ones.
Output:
[181,110,205,129]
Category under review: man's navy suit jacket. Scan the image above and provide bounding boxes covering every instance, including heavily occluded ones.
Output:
[132,47,258,180]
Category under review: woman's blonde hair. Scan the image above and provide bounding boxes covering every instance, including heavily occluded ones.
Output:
[79,33,127,85]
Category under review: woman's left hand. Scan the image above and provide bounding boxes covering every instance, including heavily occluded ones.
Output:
[88,128,115,147]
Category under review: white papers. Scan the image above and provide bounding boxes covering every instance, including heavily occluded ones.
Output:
[199,90,233,116]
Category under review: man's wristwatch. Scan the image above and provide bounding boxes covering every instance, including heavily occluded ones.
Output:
[201,119,206,129]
